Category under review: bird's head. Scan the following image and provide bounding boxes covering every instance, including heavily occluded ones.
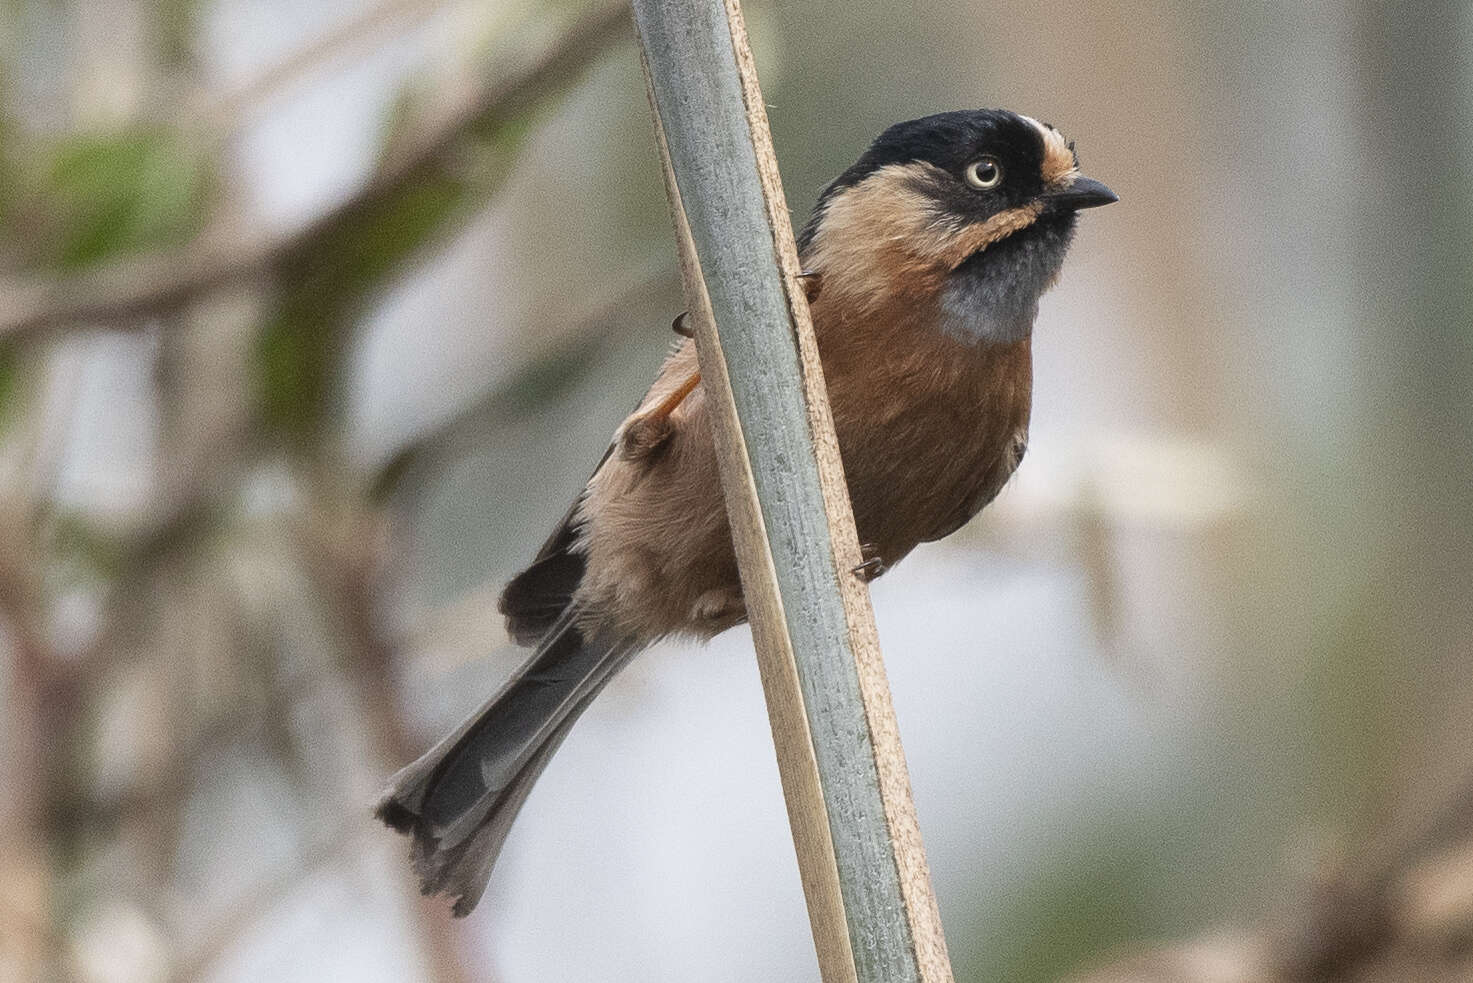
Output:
[798,109,1116,344]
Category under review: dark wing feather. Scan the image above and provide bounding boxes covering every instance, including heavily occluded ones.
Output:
[499,335,688,646]
[497,442,613,645]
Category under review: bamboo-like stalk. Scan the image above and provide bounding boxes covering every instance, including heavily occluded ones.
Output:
[630,3,955,981]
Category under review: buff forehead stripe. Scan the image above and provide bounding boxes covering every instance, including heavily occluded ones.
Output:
[1019,114,1079,186]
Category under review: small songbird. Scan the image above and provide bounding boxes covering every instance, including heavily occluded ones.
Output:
[377,108,1117,914]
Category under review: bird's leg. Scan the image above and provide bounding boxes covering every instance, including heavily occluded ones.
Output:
[797,269,822,304]
[619,370,701,460]
[851,543,886,582]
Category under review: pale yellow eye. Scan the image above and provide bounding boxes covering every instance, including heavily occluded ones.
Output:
[964,157,1003,190]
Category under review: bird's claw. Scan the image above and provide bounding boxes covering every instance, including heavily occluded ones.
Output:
[797,269,822,304]
[851,546,885,582]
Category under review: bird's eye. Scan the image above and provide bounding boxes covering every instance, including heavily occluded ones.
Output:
[964,157,1003,190]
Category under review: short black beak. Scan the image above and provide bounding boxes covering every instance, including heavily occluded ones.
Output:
[1042,175,1118,212]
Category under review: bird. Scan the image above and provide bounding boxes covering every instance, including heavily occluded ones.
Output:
[376,108,1117,915]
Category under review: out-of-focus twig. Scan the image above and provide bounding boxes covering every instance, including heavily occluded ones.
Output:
[0,517,66,978]
[185,0,450,134]
[1069,770,1473,983]
[294,495,482,983]
[0,0,630,344]
[369,266,678,501]
[166,827,370,983]
[0,340,94,979]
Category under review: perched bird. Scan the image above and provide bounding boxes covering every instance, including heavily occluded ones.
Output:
[377,108,1117,915]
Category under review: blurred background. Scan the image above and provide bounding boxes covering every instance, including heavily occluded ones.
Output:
[2,0,1471,980]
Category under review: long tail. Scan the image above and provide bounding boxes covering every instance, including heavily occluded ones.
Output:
[375,608,636,915]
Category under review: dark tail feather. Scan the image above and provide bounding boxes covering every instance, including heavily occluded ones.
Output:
[376,608,636,915]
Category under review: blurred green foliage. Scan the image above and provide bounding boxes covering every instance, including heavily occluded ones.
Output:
[0,109,24,270]
[48,513,130,581]
[30,128,213,271]
[1301,596,1409,825]
[254,97,541,447]
[962,835,1161,983]
[0,340,18,436]
[256,173,471,445]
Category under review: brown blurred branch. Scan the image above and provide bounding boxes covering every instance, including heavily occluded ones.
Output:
[293,495,482,983]
[0,0,630,344]
[0,516,66,977]
[1070,773,1473,983]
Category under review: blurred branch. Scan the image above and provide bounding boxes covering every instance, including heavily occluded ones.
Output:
[369,267,679,501]
[293,495,480,982]
[186,0,448,133]
[0,522,66,978]
[167,828,370,983]
[56,271,676,625]
[0,347,94,977]
[1070,771,1473,983]
[0,0,630,344]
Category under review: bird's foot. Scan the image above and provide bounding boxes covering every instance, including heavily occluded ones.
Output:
[797,269,822,304]
[851,544,886,582]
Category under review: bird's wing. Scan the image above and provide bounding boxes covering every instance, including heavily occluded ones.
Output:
[498,339,701,646]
